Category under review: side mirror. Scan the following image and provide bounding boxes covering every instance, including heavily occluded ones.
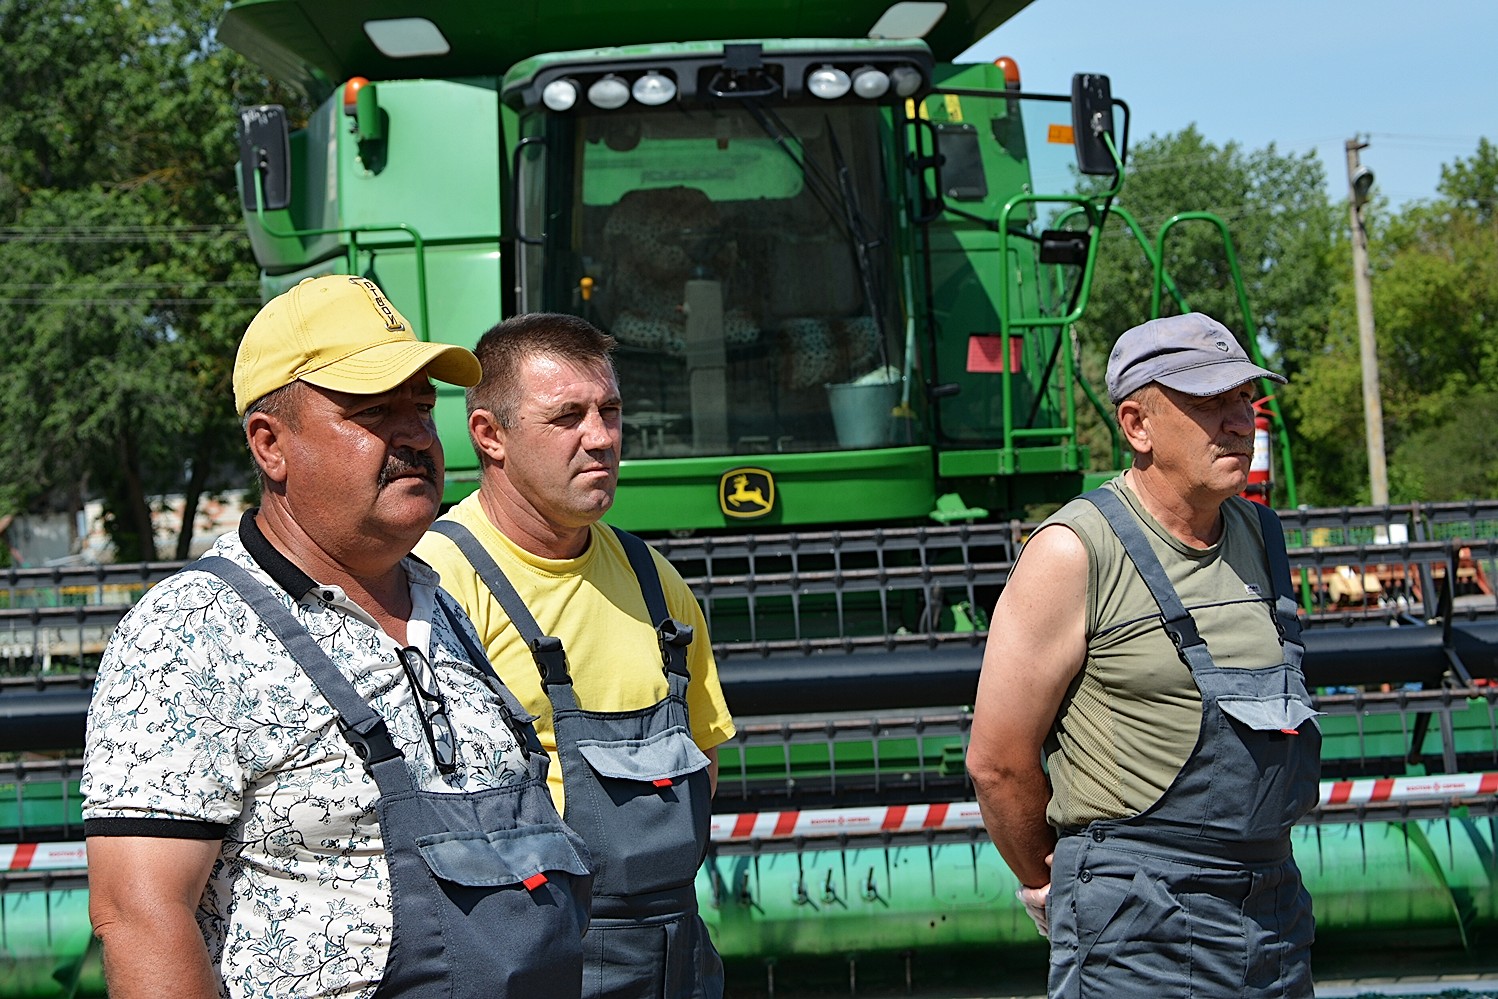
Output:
[237,105,291,212]
[1070,74,1116,176]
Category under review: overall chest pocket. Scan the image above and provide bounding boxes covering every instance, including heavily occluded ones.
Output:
[1216,694,1320,735]
[1214,693,1323,829]
[574,726,713,895]
[416,822,592,886]
[577,725,710,786]
[410,823,595,995]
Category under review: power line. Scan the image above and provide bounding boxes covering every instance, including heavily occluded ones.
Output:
[0,226,250,244]
[0,281,260,291]
[0,298,263,307]
[0,225,244,234]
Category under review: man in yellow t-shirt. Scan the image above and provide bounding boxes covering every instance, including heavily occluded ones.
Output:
[415,312,734,999]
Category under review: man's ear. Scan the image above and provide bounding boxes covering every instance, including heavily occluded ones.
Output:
[470,409,506,464]
[246,413,290,484]
[1117,399,1153,456]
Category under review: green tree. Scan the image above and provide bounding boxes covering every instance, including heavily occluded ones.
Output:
[0,0,302,560]
[1272,138,1498,505]
[1377,139,1498,501]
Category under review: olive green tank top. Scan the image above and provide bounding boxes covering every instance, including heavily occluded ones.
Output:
[1038,475,1285,830]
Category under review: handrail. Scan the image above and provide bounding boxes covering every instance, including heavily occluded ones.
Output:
[986,129,1126,459]
[1151,211,1299,507]
[251,172,433,340]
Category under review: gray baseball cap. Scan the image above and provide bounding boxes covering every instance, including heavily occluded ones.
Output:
[1106,312,1286,404]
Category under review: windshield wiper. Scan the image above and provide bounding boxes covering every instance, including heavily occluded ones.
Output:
[740,101,892,371]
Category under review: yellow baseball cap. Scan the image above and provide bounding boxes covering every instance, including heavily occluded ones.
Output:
[233,274,482,416]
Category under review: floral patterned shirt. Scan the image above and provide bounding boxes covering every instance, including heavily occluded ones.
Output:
[82,521,531,998]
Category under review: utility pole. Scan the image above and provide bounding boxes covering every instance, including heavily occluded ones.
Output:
[1346,136,1388,506]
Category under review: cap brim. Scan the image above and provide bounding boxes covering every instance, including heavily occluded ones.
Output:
[299,340,482,396]
[1155,359,1286,398]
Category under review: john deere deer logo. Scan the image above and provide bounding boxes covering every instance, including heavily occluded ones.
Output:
[719,468,774,519]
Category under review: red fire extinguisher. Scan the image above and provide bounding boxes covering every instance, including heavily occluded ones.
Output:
[1243,397,1273,506]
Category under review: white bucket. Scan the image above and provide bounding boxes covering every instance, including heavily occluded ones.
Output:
[826,380,900,449]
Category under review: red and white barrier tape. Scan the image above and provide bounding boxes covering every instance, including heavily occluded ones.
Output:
[710,771,1498,843]
[12,772,1498,866]
[710,801,987,842]
[1,841,87,872]
[1319,771,1498,807]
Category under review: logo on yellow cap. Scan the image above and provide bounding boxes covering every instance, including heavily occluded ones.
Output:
[348,276,408,333]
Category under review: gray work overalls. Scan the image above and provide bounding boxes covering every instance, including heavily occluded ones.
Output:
[1045,493,1320,999]
[199,556,594,998]
[431,523,723,999]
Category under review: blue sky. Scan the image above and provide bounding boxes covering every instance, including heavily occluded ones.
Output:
[961,0,1497,208]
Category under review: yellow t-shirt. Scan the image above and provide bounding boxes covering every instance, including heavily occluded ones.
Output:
[415,493,737,812]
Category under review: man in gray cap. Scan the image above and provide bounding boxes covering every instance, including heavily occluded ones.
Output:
[967,313,1319,997]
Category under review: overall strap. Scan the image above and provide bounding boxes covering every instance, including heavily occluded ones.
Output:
[1250,502,1305,669]
[194,556,412,787]
[427,521,572,691]
[1081,488,1216,676]
[610,526,693,684]
[434,595,543,757]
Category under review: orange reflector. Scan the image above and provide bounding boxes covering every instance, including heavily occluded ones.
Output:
[343,77,370,114]
[1048,123,1075,145]
[522,872,548,890]
[995,56,1020,89]
[652,778,674,788]
[1280,729,1300,735]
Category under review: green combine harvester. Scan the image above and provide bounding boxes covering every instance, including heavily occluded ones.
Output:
[6,1,1498,995]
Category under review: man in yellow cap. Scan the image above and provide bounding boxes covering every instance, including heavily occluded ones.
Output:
[82,275,592,999]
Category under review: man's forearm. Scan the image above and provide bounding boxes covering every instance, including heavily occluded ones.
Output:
[972,765,1057,888]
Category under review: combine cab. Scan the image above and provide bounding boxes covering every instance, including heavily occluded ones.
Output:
[6,1,1498,995]
[221,0,1156,522]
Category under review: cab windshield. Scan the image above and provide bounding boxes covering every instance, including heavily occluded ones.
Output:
[524,104,909,458]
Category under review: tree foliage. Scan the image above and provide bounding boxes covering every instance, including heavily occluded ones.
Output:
[1282,138,1498,504]
[0,0,302,560]
[1379,139,1498,502]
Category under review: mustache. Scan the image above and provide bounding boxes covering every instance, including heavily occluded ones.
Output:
[1215,442,1253,457]
[378,449,437,487]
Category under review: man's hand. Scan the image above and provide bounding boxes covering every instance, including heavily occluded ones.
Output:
[1016,884,1050,937]
[1015,853,1054,937]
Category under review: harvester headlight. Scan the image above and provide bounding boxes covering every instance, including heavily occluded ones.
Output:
[851,66,891,99]
[889,65,924,98]
[542,79,579,111]
[632,71,677,106]
[587,75,631,109]
[807,66,852,100]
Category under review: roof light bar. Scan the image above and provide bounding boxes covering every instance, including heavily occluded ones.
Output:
[807,66,852,100]
[542,78,579,111]
[631,71,677,106]
[587,75,631,109]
